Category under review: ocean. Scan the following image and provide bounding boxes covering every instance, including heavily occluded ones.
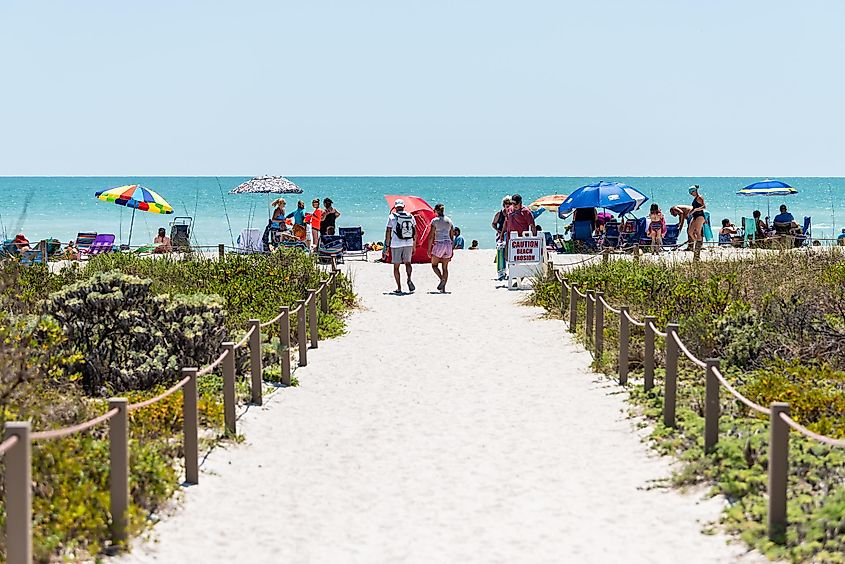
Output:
[0,177,842,249]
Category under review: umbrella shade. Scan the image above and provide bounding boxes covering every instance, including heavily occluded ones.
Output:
[385,194,434,215]
[737,180,797,197]
[529,194,569,212]
[95,185,174,214]
[558,181,648,217]
[230,175,303,194]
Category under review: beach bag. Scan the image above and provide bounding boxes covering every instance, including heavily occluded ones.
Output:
[394,212,416,240]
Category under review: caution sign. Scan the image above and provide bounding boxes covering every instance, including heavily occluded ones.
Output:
[507,232,545,288]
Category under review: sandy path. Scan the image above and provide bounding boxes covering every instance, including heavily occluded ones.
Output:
[120,250,761,563]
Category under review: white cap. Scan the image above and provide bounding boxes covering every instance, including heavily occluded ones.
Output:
[394,199,405,208]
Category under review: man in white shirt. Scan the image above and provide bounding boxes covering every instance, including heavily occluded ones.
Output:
[384,199,417,293]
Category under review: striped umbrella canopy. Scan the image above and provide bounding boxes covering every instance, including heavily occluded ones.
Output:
[95,184,174,214]
[737,180,797,217]
[95,184,173,246]
[229,175,303,194]
[529,194,569,213]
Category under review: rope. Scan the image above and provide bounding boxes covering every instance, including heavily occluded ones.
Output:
[197,349,230,377]
[573,287,587,298]
[623,310,645,328]
[128,375,192,411]
[670,331,706,369]
[259,310,287,328]
[31,407,121,441]
[647,320,667,338]
[710,367,771,416]
[233,325,256,350]
[0,434,19,456]
[780,413,845,448]
[598,296,621,315]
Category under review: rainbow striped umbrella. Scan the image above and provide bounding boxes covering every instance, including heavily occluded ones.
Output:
[95,184,173,245]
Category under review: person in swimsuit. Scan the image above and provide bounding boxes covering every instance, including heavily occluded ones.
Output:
[688,185,706,251]
[271,198,286,222]
[306,198,322,249]
[646,203,666,254]
[427,203,456,292]
[320,198,341,236]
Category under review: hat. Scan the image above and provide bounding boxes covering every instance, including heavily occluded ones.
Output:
[688,185,699,194]
[394,199,405,208]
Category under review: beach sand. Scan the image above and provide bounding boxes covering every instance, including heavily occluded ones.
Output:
[118,250,764,563]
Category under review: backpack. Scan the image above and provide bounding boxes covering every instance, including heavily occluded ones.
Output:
[393,212,416,240]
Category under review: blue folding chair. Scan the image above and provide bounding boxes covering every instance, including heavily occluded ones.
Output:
[572,220,597,251]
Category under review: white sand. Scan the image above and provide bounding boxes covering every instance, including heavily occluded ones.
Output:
[120,250,764,563]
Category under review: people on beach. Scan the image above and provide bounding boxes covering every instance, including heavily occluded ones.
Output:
[669,204,692,229]
[307,198,322,249]
[153,227,172,253]
[271,198,287,223]
[385,199,417,293]
[428,203,455,292]
[469,240,479,250]
[838,228,845,246]
[492,195,512,280]
[719,219,737,246]
[646,203,666,253]
[773,204,801,235]
[12,233,31,252]
[287,200,307,240]
[453,227,465,249]
[501,194,537,240]
[320,198,341,236]
[753,210,768,238]
[687,186,706,250]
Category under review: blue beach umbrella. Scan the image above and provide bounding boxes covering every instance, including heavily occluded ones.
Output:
[558,181,649,217]
[737,179,797,217]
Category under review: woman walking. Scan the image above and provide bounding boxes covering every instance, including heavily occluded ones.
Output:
[688,185,706,251]
[428,203,455,292]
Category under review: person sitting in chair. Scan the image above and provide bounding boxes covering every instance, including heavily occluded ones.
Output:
[772,204,801,236]
[153,228,172,253]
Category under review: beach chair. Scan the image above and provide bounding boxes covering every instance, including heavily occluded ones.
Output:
[0,239,17,259]
[75,232,97,255]
[625,217,647,248]
[339,227,367,261]
[170,217,192,251]
[796,216,812,246]
[81,234,115,257]
[662,224,680,248]
[602,220,620,248]
[281,238,309,253]
[317,234,345,264]
[236,228,263,253]
[571,220,597,252]
[550,234,567,253]
[20,248,45,266]
[741,217,756,248]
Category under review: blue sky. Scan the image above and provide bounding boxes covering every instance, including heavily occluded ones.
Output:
[0,0,842,176]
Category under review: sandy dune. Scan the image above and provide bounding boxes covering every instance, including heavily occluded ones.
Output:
[119,250,763,563]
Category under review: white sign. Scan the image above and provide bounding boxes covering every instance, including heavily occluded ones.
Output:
[507,232,545,289]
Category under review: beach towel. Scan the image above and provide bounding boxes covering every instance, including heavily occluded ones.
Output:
[496,242,507,277]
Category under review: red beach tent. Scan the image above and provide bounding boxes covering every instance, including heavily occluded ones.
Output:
[384,195,436,264]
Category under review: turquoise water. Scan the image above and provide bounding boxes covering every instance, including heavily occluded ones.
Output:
[0,177,842,249]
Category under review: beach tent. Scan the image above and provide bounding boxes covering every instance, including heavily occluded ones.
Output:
[384,195,436,264]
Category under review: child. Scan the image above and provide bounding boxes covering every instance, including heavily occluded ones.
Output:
[646,203,666,254]
[469,240,479,250]
[719,218,737,246]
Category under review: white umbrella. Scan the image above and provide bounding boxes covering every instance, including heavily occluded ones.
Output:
[229,175,303,194]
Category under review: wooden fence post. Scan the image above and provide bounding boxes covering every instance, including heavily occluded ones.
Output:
[278,306,291,385]
[320,282,329,314]
[39,239,48,264]
[594,291,604,360]
[644,316,656,391]
[222,341,236,435]
[218,243,225,259]
[618,306,629,385]
[248,319,262,405]
[693,241,702,262]
[308,289,318,349]
[602,247,610,264]
[568,282,577,333]
[663,323,679,428]
[768,402,790,543]
[633,244,640,261]
[560,277,567,317]
[585,290,594,348]
[5,421,32,564]
[330,272,338,295]
[297,299,308,367]
[704,358,720,453]
[108,398,129,546]
[182,367,199,485]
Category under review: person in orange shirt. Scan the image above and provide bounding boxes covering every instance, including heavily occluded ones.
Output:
[306,198,322,249]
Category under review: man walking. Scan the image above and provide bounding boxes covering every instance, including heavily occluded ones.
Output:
[385,199,417,293]
[500,193,537,240]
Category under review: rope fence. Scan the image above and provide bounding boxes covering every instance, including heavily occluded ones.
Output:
[1,261,343,563]
[553,270,844,545]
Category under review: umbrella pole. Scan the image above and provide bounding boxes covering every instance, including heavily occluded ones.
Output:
[128,207,136,247]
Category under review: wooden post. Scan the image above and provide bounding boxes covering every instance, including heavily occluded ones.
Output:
[39,239,48,264]
[330,272,338,295]
[644,316,656,391]
[308,289,318,349]
[297,299,307,367]
[693,240,702,262]
[585,290,594,347]
[618,306,629,385]
[109,398,129,546]
[5,422,31,564]
[633,243,640,261]
[222,341,236,435]
[594,291,604,360]
[248,319,262,406]
[218,243,225,259]
[663,324,679,428]
[568,282,577,333]
[704,358,720,453]
[559,277,567,317]
[320,283,329,314]
[602,247,610,264]
[278,306,291,385]
[768,402,790,543]
[182,368,199,485]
